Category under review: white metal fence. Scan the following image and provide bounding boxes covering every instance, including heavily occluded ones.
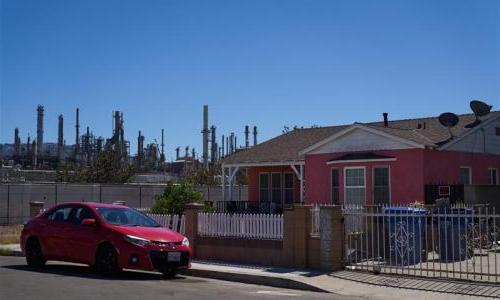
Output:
[145,212,185,235]
[343,204,500,283]
[198,213,283,240]
[311,205,320,236]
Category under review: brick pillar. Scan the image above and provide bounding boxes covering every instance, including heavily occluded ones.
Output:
[184,203,203,257]
[320,205,344,271]
[29,201,44,218]
[283,205,310,268]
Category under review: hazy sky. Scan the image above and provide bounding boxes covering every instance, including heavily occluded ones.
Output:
[1,0,499,160]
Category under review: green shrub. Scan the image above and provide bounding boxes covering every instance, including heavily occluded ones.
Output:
[151,182,203,215]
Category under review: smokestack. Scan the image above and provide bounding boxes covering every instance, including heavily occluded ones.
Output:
[192,148,196,159]
[36,105,44,157]
[245,126,250,148]
[26,135,31,159]
[14,128,21,160]
[226,136,229,155]
[160,129,165,162]
[57,114,64,164]
[210,125,217,163]
[202,105,209,169]
[75,108,80,158]
[175,147,180,160]
[229,133,234,154]
[221,135,225,158]
[383,112,389,127]
[253,126,257,146]
[185,146,189,158]
[137,131,144,166]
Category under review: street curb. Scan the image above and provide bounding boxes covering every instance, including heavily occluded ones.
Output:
[0,249,23,257]
[183,268,329,293]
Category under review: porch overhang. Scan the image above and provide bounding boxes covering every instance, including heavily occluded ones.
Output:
[326,153,397,165]
[221,160,304,169]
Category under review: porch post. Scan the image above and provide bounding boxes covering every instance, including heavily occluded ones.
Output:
[228,167,233,201]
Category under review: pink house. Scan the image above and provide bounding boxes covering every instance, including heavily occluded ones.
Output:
[221,111,500,211]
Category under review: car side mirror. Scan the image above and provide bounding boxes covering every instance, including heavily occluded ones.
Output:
[82,218,97,227]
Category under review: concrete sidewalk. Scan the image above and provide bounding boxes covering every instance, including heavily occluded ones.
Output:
[2,243,498,299]
[188,260,499,299]
[0,244,22,256]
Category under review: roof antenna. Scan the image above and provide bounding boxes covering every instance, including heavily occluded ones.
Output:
[465,100,492,128]
[438,112,459,140]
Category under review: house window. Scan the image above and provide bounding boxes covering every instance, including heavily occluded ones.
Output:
[331,168,340,205]
[490,168,498,185]
[373,167,390,205]
[284,173,294,206]
[271,173,282,204]
[259,173,270,202]
[344,167,366,206]
[460,167,472,185]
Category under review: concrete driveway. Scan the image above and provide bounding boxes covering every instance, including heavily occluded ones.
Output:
[0,256,358,300]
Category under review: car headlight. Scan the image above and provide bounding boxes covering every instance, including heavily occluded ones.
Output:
[124,235,151,247]
[182,237,190,246]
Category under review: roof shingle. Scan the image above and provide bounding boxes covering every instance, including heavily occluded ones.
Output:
[222,112,499,165]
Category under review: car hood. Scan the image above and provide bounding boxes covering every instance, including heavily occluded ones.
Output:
[112,225,185,242]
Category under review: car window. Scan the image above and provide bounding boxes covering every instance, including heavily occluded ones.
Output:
[47,206,73,223]
[96,207,160,227]
[69,207,96,225]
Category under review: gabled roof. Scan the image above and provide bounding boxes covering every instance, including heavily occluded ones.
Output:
[222,111,500,166]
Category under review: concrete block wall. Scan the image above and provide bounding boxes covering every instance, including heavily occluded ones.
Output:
[184,204,345,271]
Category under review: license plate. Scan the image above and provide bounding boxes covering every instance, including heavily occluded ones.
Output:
[167,252,181,262]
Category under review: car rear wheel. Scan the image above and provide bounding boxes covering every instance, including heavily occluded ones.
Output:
[95,244,120,276]
[25,237,46,268]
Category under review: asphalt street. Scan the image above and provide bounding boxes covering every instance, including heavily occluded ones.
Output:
[0,256,360,300]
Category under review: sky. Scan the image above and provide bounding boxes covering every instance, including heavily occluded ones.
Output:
[1,0,499,160]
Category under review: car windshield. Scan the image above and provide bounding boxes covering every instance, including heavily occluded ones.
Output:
[95,207,161,227]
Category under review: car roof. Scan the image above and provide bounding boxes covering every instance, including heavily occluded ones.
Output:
[52,202,130,209]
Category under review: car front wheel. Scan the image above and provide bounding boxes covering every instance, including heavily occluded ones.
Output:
[95,244,121,276]
[25,237,46,268]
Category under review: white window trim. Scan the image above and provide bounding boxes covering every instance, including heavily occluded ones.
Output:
[460,166,472,185]
[489,168,499,185]
[372,166,391,205]
[344,166,366,206]
[330,167,340,205]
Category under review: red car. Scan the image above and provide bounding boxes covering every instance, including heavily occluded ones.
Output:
[20,202,191,277]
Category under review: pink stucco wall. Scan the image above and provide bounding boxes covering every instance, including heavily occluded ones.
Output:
[245,150,500,206]
[423,150,500,184]
[303,149,500,205]
[304,149,425,205]
[247,166,301,203]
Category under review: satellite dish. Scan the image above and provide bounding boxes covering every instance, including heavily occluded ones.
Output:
[438,112,459,128]
[438,112,459,140]
[470,100,492,117]
[466,100,492,128]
